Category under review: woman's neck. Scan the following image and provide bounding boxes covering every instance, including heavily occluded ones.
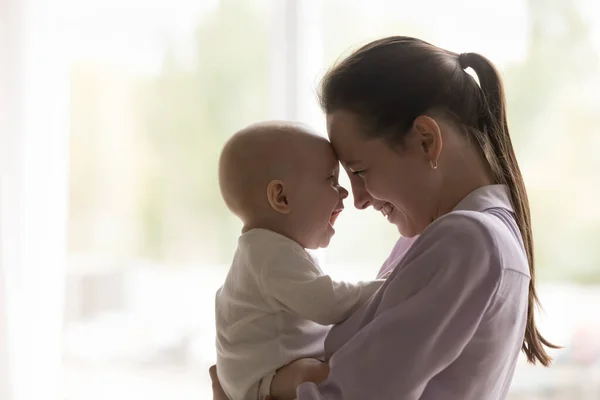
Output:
[433,144,495,220]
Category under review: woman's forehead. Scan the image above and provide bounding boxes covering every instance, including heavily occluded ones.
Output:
[326,111,366,159]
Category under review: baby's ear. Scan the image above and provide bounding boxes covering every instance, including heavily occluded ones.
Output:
[266,180,290,214]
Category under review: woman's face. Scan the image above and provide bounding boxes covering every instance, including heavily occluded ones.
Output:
[327,110,438,238]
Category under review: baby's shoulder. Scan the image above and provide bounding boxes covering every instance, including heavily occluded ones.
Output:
[240,229,314,273]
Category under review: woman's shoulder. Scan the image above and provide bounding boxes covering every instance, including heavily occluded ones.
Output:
[402,208,527,279]
[376,210,516,325]
[396,211,511,278]
[422,209,508,248]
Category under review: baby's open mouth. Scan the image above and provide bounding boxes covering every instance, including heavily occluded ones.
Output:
[329,209,343,226]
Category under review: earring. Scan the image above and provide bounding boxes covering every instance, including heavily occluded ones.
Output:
[430,160,438,170]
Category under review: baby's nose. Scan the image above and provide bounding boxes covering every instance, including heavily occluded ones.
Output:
[338,185,349,199]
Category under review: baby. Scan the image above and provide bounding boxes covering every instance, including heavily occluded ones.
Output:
[215,121,384,400]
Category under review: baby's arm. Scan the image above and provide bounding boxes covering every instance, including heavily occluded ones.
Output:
[260,248,384,325]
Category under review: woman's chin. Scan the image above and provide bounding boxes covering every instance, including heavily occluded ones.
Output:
[397,222,422,238]
[389,210,418,237]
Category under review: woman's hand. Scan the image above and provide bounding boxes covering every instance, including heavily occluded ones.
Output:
[209,361,322,400]
[271,358,329,399]
[209,365,231,400]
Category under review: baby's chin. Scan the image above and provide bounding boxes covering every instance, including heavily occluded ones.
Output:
[305,225,335,250]
[321,222,337,247]
[305,238,332,250]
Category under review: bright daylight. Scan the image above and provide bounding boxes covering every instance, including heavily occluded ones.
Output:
[1,0,600,399]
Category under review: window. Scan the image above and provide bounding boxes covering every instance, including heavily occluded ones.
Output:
[3,0,598,399]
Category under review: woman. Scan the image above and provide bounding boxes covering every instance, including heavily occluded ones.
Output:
[212,36,557,399]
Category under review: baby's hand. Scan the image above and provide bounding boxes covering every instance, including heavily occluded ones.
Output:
[270,358,330,400]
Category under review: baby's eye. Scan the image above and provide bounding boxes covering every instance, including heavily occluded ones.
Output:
[353,170,366,178]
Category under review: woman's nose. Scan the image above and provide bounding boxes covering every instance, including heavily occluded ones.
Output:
[351,184,372,209]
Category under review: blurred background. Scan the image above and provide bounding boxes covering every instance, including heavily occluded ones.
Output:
[2,0,600,399]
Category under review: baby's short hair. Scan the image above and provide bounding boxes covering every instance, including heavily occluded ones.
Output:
[218,121,325,219]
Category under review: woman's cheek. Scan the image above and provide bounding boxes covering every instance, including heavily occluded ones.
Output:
[364,178,383,201]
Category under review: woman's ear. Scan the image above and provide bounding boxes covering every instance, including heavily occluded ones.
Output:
[411,115,443,166]
[266,180,290,214]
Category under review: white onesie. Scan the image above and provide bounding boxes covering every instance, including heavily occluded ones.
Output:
[215,228,384,400]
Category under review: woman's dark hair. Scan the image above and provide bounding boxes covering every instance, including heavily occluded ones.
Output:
[320,36,558,366]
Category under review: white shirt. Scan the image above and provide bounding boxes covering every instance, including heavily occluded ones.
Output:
[215,228,384,400]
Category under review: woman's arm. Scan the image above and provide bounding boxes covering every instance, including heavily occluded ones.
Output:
[297,213,503,399]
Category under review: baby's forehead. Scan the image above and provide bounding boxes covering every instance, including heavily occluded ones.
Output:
[291,129,336,152]
[296,137,339,170]
[237,122,340,167]
[268,125,334,152]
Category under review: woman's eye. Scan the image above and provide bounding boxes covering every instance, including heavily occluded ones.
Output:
[353,170,366,178]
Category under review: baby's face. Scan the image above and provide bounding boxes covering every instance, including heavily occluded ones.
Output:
[287,140,348,249]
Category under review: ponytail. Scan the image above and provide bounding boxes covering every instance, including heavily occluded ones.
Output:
[320,38,559,367]
[459,52,559,366]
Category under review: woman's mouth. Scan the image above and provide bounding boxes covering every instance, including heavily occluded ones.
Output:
[381,203,394,218]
